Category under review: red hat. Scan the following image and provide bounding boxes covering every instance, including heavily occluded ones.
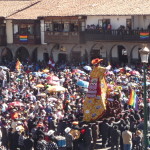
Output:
[91,58,103,65]
[37,122,43,127]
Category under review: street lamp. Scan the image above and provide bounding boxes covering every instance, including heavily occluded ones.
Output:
[139,46,150,150]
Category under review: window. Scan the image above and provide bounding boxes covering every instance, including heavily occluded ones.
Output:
[27,24,34,34]
[44,21,80,32]
[70,22,78,32]
[64,23,69,32]
[81,22,85,31]
[15,24,34,35]
[45,22,53,31]
[98,19,111,30]
[70,22,79,32]
[102,19,110,29]
[14,24,18,34]
[98,19,103,27]
[53,22,64,32]
[19,24,27,34]
[126,19,132,30]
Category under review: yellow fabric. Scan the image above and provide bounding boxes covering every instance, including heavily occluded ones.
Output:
[83,66,107,122]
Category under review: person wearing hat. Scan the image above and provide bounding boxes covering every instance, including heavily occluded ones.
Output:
[65,127,74,150]
[83,58,111,122]
[47,130,57,143]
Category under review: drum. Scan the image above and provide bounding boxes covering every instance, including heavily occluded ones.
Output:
[56,136,66,147]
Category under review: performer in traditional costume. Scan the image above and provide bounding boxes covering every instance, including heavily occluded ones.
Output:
[83,58,111,122]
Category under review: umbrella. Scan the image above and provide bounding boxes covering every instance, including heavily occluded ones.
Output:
[48,80,60,85]
[32,72,42,77]
[42,69,49,73]
[16,78,21,82]
[18,74,24,79]
[41,73,48,78]
[73,69,86,74]
[114,69,120,73]
[47,76,60,85]
[36,84,44,88]
[129,71,140,76]
[46,86,65,92]
[0,66,9,70]
[9,101,24,107]
[37,93,47,97]
[83,66,92,71]
[76,80,89,88]
[125,66,132,71]
[48,97,57,101]
[106,71,114,75]
[46,76,59,81]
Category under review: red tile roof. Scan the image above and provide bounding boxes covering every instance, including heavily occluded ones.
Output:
[5,0,150,19]
[0,0,40,18]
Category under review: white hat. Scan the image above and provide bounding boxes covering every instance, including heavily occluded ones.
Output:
[65,127,71,133]
[47,130,55,136]
[16,126,20,131]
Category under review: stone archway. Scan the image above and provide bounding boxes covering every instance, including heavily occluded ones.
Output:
[1,47,13,63]
[130,45,141,64]
[70,45,81,64]
[32,48,38,62]
[110,44,128,66]
[90,43,104,60]
[16,47,29,62]
[58,53,67,63]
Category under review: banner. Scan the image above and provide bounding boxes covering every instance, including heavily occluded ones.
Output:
[19,35,28,42]
[140,32,149,39]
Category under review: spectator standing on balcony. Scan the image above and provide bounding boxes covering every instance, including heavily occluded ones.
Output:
[147,24,150,30]
[107,24,112,30]
[103,22,107,30]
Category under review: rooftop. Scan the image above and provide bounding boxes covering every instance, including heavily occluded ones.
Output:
[3,0,150,19]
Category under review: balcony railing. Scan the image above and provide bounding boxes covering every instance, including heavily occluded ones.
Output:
[13,34,41,44]
[44,31,85,44]
[83,29,150,42]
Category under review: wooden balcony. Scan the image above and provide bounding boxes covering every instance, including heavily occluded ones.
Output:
[44,31,85,44]
[13,34,41,44]
[83,29,150,42]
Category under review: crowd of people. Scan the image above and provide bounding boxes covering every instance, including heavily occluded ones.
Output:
[0,60,149,150]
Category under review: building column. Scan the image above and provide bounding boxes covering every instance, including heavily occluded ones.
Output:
[40,20,46,44]
[6,20,13,44]
[104,44,112,64]
[126,45,132,66]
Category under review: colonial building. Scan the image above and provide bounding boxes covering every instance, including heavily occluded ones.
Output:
[0,0,150,64]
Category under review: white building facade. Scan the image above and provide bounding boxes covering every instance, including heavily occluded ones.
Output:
[1,15,150,65]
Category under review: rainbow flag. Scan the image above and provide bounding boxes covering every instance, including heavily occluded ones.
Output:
[140,32,149,39]
[19,35,28,42]
[128,89,139,110]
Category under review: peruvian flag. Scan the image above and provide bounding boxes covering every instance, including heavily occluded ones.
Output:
[48,58,55,68]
